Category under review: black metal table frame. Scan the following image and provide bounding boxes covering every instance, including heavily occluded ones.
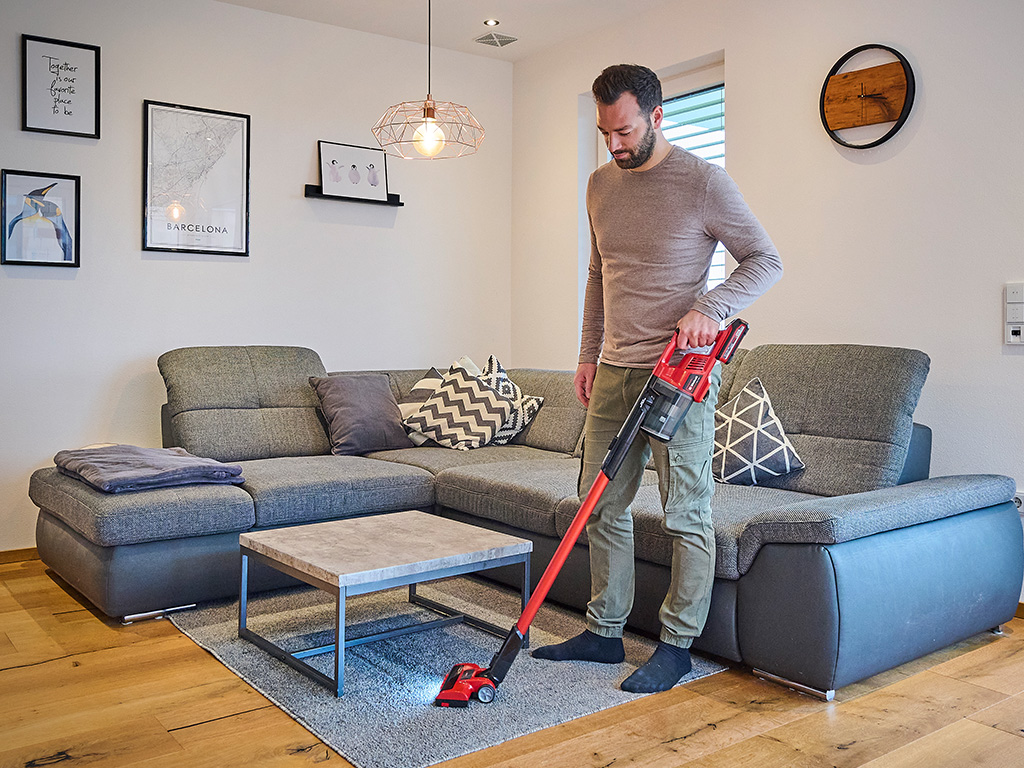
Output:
[238,547,531,696]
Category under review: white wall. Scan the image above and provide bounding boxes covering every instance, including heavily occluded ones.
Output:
[510,0,1024,497]
[0,0,513,550]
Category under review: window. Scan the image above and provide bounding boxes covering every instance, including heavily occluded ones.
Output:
[662,84,727,287]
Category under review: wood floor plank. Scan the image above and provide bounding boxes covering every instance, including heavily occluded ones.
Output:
[748,670,1008,768]
[0,715,183,768]
[143,707,344,767]
[701,673,832,726]
[859,718,1024,767]
[0,634,233,716]
[929,632,1024,695]
[969,690,1024,740]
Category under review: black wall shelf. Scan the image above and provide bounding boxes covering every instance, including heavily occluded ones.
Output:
[304,184,403,206]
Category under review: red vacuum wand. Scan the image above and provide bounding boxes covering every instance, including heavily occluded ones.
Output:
[434,319,748,707]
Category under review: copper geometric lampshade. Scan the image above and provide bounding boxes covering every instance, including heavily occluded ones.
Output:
[371,0,485,159]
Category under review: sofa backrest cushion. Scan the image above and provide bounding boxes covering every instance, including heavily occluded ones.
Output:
[719,344,930,496]
[159,346,331,462]
[506,369,587,455]
[344,368,586,456]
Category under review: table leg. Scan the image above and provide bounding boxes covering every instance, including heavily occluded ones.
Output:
[239,552,249,636]
[521,554,530,648]
[335,587,346,696]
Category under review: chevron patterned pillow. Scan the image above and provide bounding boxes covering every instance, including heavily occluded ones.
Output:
[479,356,544,445]
[713,377,805,485]
[403,365,515,451]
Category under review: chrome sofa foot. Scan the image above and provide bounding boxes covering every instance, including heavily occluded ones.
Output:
[752,668,835,701]
[990,625,1005,636]
[121,604,196,625]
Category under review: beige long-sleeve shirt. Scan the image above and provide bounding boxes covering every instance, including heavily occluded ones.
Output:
[580,146,783,367]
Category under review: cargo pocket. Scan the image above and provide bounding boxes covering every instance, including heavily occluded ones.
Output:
[659,440,715,527]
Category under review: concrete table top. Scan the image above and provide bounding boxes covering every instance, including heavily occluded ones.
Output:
[239,510,532,589]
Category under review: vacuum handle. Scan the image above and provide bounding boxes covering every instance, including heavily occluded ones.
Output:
[659,317,748,371]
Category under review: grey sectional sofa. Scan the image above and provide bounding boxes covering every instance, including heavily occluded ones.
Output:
[29,343,1023,699]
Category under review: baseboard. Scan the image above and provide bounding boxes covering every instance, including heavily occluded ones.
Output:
[1017,603,1024,620]
[0,547,39,564]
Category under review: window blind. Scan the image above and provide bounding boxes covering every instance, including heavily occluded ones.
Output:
[662,84,727,286]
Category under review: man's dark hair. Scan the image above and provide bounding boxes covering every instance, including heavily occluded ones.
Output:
[592,64,663,115]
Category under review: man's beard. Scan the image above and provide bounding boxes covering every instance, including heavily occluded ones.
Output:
[613,119,657,169]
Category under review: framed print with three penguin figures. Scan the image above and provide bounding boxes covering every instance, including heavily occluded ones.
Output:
[318,141,389,202]
[1,169,80,267]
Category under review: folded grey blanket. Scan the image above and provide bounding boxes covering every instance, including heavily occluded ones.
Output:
[54,444,244,493]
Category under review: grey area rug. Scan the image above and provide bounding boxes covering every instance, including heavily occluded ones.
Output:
[170,577,726,768]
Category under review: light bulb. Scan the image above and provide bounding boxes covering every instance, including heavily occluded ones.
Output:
[413,118,446,157]
[166,201,186,221]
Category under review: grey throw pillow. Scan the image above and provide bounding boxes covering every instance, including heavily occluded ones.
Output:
[309,374,415,455]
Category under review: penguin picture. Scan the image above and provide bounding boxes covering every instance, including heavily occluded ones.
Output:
[315,142,386,201]
[4,180,75,263]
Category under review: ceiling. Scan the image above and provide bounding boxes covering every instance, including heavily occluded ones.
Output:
[216,0,675,62]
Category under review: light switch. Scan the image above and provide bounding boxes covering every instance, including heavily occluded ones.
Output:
[1006,283,1024,344]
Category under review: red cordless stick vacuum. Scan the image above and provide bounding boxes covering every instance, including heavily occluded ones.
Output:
[434,318,749,707]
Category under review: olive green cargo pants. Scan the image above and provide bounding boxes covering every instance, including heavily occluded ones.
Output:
[580,361,720,649]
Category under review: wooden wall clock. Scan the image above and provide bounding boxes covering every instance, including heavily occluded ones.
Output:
[820,44,916,149]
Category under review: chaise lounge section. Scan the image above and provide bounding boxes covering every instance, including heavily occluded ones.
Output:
[29,342,1023,698]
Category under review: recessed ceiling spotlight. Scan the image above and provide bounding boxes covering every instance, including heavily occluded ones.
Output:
[483,19,500,26]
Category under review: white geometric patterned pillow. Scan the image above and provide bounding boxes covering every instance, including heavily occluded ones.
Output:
[479,355,544,445]
[713,378,805,485]
[403,365,514,451]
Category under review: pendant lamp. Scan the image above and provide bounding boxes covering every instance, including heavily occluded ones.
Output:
[371,0,485,159]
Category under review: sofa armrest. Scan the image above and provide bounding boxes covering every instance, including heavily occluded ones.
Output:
[736,474,1017,576]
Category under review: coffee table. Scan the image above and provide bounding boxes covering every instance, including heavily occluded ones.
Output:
[238,510,532,696]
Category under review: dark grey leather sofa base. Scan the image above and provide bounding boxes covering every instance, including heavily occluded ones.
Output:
[35,511,300,619]
[440,501,1024,694]
[738,501,1023,691]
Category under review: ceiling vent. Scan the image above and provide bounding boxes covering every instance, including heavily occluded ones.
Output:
[474,32,518,48]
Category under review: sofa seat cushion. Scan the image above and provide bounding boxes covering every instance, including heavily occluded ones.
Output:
[553,474,817,581]
[436,459,585,537]
[238,456,435,527]
[28,467,255,547]
[364,445,569,475]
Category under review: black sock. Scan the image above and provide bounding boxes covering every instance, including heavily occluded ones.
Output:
[620,642,692,693]
[531,629,625,663]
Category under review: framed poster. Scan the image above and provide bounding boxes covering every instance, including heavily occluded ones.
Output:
[143,100,250,257]
[22,35,100,139]
[318,141,389,202]
[1,169,80,267]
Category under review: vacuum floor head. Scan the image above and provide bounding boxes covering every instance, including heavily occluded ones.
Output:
[433,662,496,707]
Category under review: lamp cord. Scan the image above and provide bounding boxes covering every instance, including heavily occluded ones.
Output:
[427,0,432,96]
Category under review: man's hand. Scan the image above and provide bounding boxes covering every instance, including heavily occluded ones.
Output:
[675,309,719,350]
[574,363,598,407]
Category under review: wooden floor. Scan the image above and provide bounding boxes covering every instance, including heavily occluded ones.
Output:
[3,556,1024,768]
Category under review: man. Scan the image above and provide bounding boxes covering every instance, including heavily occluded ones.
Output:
[532,64,782,693]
